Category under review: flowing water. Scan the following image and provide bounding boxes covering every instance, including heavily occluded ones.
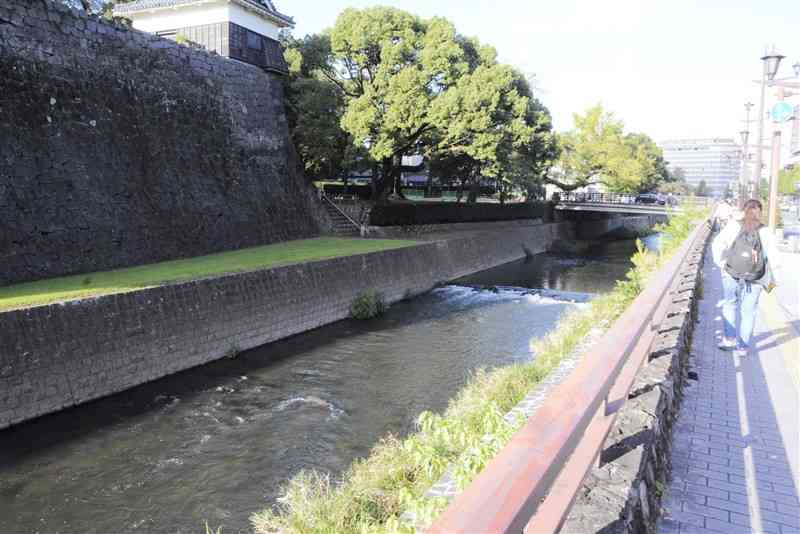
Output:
[0,235,659,534]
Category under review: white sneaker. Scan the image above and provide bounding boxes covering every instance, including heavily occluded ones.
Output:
[718,337,736,351]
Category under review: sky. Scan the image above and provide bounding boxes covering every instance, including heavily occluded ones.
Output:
[280,0,799,144]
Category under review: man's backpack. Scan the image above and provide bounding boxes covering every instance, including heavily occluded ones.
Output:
[725,226,766,281]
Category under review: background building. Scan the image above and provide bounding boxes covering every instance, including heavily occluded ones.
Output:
[115,0,292,73]
[658,138,741,195]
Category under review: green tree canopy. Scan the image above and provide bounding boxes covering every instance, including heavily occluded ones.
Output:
[778,165,800,196]
[291,7,555,202]
[282,34,366,181]
[657,166,691,195]
[548,105,668,193]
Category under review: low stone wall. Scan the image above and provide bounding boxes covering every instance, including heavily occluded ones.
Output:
[0,222,573,429]
[367,218,544,239]
[562,223,711,534]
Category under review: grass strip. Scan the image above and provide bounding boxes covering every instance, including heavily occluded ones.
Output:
[250,204,709,534]
[0,237,418,313]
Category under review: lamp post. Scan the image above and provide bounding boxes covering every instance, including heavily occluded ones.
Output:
[757,49,800,230]
[751,51,783,200]
[738,101,753,208]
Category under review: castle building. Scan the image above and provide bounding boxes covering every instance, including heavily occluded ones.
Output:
[114,0,293,73]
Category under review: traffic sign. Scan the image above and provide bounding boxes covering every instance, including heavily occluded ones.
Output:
[770,101,794,123]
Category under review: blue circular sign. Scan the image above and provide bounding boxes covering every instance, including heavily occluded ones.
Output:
[770,101,794,123]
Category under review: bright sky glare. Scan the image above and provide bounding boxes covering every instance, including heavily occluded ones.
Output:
[282,0,799,144]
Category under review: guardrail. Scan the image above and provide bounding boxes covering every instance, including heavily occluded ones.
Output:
[427,219,708,534]
[552,192,711,207]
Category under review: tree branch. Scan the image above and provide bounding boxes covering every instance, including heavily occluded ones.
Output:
[320,70,359,98]
[394,124,431,156]
[543,175,603,192]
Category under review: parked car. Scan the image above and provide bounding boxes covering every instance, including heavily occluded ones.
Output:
[635,193,666,205]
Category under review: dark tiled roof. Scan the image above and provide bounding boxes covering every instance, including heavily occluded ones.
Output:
[114,0,294,26]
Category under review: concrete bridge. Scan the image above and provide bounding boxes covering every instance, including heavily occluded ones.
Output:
[554,192,710,216]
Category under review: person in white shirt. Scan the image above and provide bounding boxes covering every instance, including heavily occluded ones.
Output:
[711,199,780,357]
[712,199,734,232]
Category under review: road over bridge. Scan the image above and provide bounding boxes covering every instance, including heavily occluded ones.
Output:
[554,192,710,216]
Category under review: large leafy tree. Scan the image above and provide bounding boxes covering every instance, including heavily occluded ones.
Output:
[282,34,365,181]
[623,132,670,192]
[428,66,557,202]
[548,105,667,193]
[302,7,554,203]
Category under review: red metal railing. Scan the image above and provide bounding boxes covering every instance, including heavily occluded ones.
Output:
[427,220,708,534]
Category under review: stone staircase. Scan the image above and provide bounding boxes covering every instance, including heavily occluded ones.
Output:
[321,196,362,237]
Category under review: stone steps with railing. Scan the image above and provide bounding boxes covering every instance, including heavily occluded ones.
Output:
[320,195,362,237]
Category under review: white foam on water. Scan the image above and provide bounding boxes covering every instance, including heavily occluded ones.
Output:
[437,284,594,306]
[156,457,184,468]
[274,395,346,420]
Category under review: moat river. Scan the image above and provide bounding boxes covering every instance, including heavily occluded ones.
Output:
[0,235,659,534]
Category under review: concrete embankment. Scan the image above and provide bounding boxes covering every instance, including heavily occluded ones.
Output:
[0,221,573,429]
[572,214,668,240]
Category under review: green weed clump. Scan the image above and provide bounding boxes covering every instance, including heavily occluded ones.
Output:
[251,203,709,534]
[350,290,386,319]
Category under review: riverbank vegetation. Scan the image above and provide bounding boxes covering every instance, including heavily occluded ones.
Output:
[251,204,709,534]
[350,290,386,320]
[0,237,418,312]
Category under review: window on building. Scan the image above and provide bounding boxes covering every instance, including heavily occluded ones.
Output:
[247,31,263,50]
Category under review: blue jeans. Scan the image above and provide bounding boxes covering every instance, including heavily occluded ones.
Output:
[721,272,762,348]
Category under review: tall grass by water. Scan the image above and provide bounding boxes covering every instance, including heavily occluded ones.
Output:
[250,204,709,534]
[0,237,418,312]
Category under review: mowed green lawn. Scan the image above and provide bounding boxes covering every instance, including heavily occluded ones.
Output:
[0,237,419,313]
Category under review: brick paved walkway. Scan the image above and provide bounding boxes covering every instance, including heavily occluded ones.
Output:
[659,253,800,533]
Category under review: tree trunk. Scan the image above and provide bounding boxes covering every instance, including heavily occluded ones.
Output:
[392,154,406,200]
[426,172,434,198]
[372,159,392,204]
[466,179,480,203]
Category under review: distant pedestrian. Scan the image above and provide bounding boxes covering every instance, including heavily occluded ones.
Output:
[711,199,781,357]
[712,199,734,232]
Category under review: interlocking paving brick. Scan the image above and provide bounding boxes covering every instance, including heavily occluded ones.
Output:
[657,255,800,534]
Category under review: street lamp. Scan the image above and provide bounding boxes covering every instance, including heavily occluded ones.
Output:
[753,50,786,201]
[763,51,785,81]
[738,102,753,207]
[760,49,800,231]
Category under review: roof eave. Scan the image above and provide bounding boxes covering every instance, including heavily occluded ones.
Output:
[115,0,295,28]
[232,0,294,28]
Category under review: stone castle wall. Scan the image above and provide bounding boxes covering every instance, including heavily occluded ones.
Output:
[0,0,329,286]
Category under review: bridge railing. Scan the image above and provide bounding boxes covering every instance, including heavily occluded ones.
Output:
[551,191,712,207]
[427,219,709,534]
[553,191,638,204]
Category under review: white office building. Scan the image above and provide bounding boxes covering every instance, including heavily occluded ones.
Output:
[658,138,741,195]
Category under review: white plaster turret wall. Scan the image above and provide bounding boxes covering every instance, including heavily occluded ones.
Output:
[129,1,283,39]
